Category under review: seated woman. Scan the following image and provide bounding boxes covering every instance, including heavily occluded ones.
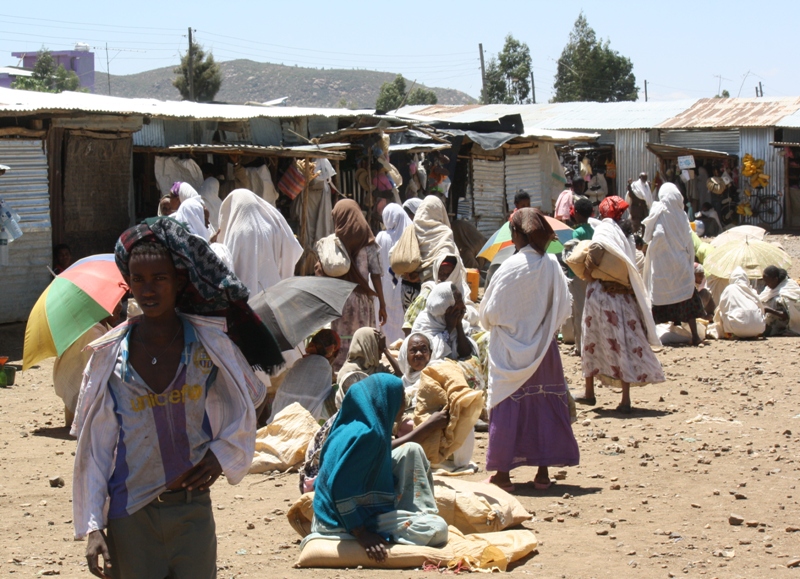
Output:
[760,266,800,336]
[336,328,402,399]
[267,330,341,424]
[694,263,716,322]
[310,374,449,561]
[411,282,478,361]
[713,267,765,339]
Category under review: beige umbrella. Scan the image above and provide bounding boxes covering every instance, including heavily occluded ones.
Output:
[710,225,766,248]
[704,237,791,280]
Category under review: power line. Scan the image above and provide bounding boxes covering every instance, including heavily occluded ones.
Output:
[0,12,182,31]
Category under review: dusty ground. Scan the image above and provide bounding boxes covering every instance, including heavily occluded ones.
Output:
[1,235,800,578]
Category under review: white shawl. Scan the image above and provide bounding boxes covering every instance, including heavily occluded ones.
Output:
[376,203,412,342]
[760,277,800,335]
[642,184,695,306]
[397,331,446,394]
[198,177,223,231]
[414,196,460,271]
[267,354,332,424]
[479,246,571,409]
[412,282,476,360]
[629,178,653,207]
[592,218,661,347]
[177,182,200,203]
[716,267,765,337]
[173,197,210,241]
[217,189,304,295]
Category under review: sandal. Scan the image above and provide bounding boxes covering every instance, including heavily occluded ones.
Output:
[574,396,597,406]
[615,403,632,414]
[533,479,553,490]
[483,477,515,493]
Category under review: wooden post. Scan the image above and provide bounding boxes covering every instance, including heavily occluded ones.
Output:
[300,157,311,252]
[366,148,373,211]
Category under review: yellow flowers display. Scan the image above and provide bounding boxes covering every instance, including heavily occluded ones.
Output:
[742,154,770,189]
[736,202,753,217]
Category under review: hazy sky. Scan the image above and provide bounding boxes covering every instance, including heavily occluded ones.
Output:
[1,1,796,103]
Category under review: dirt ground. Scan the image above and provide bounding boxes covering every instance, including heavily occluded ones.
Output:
[1,235,800,578]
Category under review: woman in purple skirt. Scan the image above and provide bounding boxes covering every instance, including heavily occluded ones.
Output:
[479,208,580,492]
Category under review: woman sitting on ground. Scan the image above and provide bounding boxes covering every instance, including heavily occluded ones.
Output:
[336,327,402,405]
[760,266,800,337]
[713,267,765,339]
[266,330,341,424]
[310,374,449,561]
[694,263,716,322]
[412,282,477,361]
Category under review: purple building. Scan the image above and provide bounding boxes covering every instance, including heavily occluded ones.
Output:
[9,44,94,92]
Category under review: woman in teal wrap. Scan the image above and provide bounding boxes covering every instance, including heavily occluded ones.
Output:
[311,374,448,561]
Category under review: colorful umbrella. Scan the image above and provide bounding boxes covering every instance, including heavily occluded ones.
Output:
[477,217,573,260]
[23,254,127,370]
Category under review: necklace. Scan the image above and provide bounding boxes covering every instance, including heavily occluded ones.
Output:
[136,324,183,365]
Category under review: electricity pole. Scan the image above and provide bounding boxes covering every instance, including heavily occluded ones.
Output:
[188,27,195,102]
[644,80,648,102]
[105,43,111,95]
[478,43,486,100]
[530,70,536,104]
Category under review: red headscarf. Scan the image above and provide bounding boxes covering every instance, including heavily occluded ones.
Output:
[599,196,629,221]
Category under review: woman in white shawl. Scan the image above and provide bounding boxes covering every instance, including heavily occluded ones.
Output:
[375,203,412,342]
[714,267,765,338]
[397,332,446,402]
[480,208,578,492]
[575,215,664,413]
[643,183,706,346]
[413,195,459,277]
[412,282,477,362]
[761,266,800,336]
[217,188,304,296]
[173,196,210,241]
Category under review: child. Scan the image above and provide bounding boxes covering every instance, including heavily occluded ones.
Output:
[72,217,282,578]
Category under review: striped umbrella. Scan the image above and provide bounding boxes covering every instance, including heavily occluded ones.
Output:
[477,217,574,261]
[23,254,127,370]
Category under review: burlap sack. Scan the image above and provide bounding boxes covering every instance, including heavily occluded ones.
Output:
[314,234,350,278]
[389,225,421,275]
[432,477,531,534]
[249,403,319,474]
[565,240,630,286]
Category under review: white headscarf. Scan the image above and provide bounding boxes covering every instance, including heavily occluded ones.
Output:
[759,274,800,335]
[381,202,412,247]
[630,178,653,208]
[198,177,223,231]
[173,197,210,241]
[177,182,200,203]
[716,267,765,337]
[403,197,422,217]
[375,203,413,342]
[217,188,304,295]
[479,246,571,409]
[592,218,661,347]
[412,282,475,359]
[642,183,695,306]
[397,331,445,392]
[414,196,459,272]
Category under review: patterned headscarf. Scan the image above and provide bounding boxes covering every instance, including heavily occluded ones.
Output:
[509,208,556,255]
[305,329,341,360]
[599,196,629,221]
[115,216,284,372]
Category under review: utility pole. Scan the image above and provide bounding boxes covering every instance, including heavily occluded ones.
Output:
[530,70,536,104]
[105,43,111,96]
[759,81,763,97]
[188,27,195,102]
[478,43,486,100]
[644,80,648,102]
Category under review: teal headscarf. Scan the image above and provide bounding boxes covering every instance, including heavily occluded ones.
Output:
[312,374,405,533]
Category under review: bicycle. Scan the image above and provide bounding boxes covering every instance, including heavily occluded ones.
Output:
[748,187,783,225]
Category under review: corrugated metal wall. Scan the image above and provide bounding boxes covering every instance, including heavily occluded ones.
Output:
[307,116,338,139]
[163,119,193,146]
[472,158,505,236]
[739,128,785,229]
[0,139,51,323]
[659,129,741,155]
[504,150,542,211]
[615,130,658,197]
[249,118,283,146]
[133,119,165,147]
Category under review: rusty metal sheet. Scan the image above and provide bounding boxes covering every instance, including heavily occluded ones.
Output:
[658,98,800,129]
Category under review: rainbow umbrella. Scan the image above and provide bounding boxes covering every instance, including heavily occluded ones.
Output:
[23,254,127,370]
[478,217,574,261]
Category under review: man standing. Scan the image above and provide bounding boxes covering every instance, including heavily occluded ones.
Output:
[626,172,653,233]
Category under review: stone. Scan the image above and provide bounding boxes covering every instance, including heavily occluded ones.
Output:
[745,521,759,528]
[729,514,744,526]
[787,558,800,568]
[48,476,64,488]
[596,529,608,536]
[786,526,800,533]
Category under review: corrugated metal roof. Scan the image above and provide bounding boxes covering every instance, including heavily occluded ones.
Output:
[399,100,699,131]
[0,87,372,121]
[658,97,800,129]
[141,142,350,160]
[776,108,800,128]
[0,67,33,77]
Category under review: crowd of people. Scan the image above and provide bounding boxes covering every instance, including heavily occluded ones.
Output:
[46,171,799,577]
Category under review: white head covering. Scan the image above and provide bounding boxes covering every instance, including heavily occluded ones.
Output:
[642,183,695,306]
[592,218,661,347]
[413,196,459,271]
[630,177,654,207]
[210,242,234,271]
[177,182,200,203]
[403,197,423,217]
[381,202,412,246]
[198,177,223,231]
[397,331,445,392]
[173,197,210,241]
[376,202,413,342]
[479,246,571,409]
[217,188,304,295]
[716,267,766,337]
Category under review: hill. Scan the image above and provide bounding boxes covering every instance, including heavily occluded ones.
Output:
[94,59,476,108]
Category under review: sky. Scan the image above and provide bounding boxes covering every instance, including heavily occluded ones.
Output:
[1,0,797,103]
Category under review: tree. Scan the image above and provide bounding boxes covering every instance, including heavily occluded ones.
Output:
[552,13,638,103]
[481,35,532,104]
[375,74,437,111]
[173,40,222,102]
[715,89,731,98]
[11,48,83,93]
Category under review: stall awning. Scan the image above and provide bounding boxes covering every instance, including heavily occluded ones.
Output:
[646,142,732,159]
[770,141,800,148]
[387,142,451,153]
[133,142,349,160]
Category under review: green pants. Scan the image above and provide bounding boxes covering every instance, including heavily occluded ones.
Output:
[106,489,216,579]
